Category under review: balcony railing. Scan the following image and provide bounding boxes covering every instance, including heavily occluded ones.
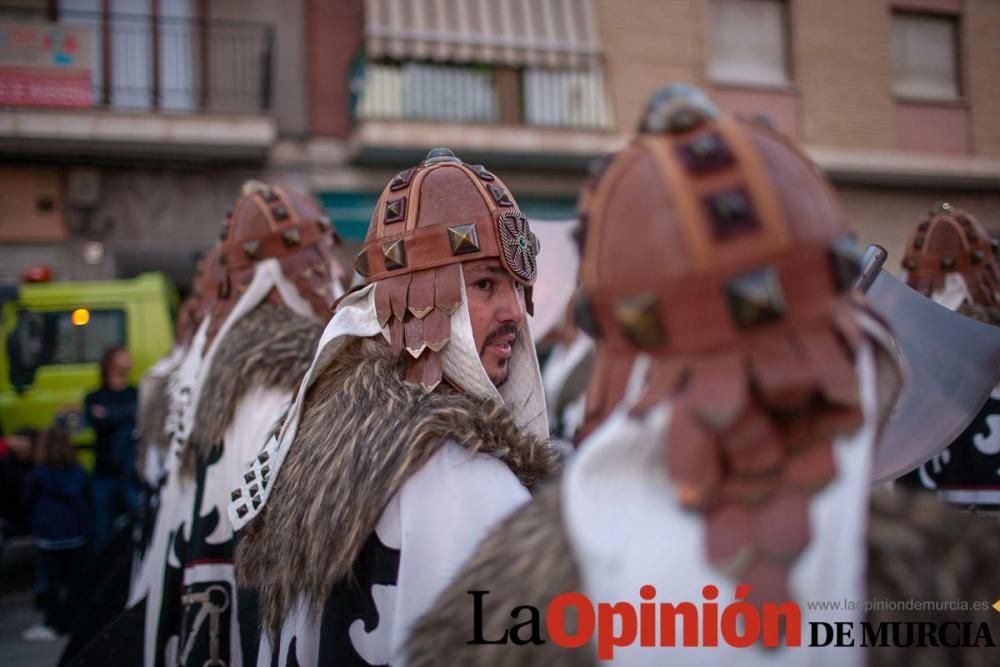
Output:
[352,60,614,131]
[0,7,273,113]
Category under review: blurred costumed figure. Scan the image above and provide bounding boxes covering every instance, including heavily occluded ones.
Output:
[72,181,345,667]
[406,86,1000,667]
[897,205,1000,510]
[229,149,558,666]
[59,261,212,667]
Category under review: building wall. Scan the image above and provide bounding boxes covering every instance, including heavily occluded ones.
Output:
[792,0,896,150]
[596,0,708,133]
[841,185,1000,273]
[209,0,309,137]
[306,0,364,138]
[965,0,1000,156]
[596,0,998,156]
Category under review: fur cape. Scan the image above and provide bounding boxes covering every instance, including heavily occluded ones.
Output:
[406,485,1000,666]
[236,338,561,635]
[135,367,172,474]
[185,302,323,473]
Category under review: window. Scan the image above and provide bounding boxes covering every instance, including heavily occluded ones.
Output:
[891,12,960,101]
[708,0,790,87]
[9,309,126,380]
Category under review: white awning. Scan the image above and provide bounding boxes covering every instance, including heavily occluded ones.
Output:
[364,0,602,67]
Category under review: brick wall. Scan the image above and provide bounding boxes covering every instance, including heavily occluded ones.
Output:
[595,0,708,133]
[307,0,364,137]
[964,0,1000,156]
[791,0,896,150]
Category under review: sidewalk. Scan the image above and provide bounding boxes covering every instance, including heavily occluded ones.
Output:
[0,587,67,667]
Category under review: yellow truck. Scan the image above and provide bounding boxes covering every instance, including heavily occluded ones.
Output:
[1,272,175,469]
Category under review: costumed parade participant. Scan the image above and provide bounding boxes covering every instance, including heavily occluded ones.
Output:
[538,305,593,445]
[897,205,1000,510]
[71,181,345,667]
[58,265,213,667]
[406,86,1000,666]
[227,148,559,665]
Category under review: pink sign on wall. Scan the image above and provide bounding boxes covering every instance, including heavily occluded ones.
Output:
[0,21,92,108]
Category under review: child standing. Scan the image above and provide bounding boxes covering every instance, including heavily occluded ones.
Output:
[21,426,90,641]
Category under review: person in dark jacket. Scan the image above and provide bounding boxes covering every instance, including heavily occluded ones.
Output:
[84,346,138,550]
[22,426,91,641]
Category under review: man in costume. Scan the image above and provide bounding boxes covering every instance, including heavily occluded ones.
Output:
[406,87,1000,666]
[228,148,559,666]
[897,205,1000,510]
[58,263,216,667]
[75,181,344,667]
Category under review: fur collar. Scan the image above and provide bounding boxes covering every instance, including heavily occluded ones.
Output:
[236,338,560,635]
[407,484,1000,666]
[186,303,322,472]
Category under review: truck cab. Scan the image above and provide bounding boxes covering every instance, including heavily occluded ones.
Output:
[0,272,175,469]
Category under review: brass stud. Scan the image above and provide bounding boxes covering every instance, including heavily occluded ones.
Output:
[236,505,248,518]
[913,235,924,250]
[725,268,787,330]
[390,168,414,191]
[244,471,255,483]
[385,197,406,224]
[272,205,289,221]
[248,484,259,496]
[242,240,261,260]
[972,250,985,265]
[231,489,242,501]
[469,164,494,181]
[281,228,300,247]
[488,184,513,207]
[252,496,261,510]
[258,451,269,463]
[447,223,481,256]
[354,249,371,278]
[903,256,919,271]
[941,256,956,270]
[383,240,407,270]
[614,292,666,348]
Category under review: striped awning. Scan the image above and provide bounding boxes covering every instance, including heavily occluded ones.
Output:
[363,0,602,67]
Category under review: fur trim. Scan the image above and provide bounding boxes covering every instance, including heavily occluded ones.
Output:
[957,302,1000,327]
[186,303,322,472]
[867,486,1000,667]
[407,483,592,666]
[137,369,171,450]
[237,338,560,635]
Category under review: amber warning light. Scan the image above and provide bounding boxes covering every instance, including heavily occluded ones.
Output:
[71,309,90,326]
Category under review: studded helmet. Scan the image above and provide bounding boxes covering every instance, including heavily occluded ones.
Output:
[198,180,341,348]
[352,148,540,390]
[573,85,896,605]
[902,204,1000,307]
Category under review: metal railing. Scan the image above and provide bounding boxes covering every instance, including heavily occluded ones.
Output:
[352,59,614,131]
[0,6,273,113]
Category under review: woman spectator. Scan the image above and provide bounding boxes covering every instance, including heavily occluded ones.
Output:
[21,426,90,641]
[85,346,138,549]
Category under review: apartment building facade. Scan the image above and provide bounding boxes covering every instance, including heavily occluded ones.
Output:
[1,0,997,287]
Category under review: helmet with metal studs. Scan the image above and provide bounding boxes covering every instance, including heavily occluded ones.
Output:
[901,203,1000,307]
[199,180,341,348]
[352,148,541,390]
[572,84,894,607]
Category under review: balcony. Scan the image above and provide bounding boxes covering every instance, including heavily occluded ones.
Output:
[0,7,276,161]
[349,0,617,169]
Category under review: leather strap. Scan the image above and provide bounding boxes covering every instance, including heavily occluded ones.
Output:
[361,216,503,283]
